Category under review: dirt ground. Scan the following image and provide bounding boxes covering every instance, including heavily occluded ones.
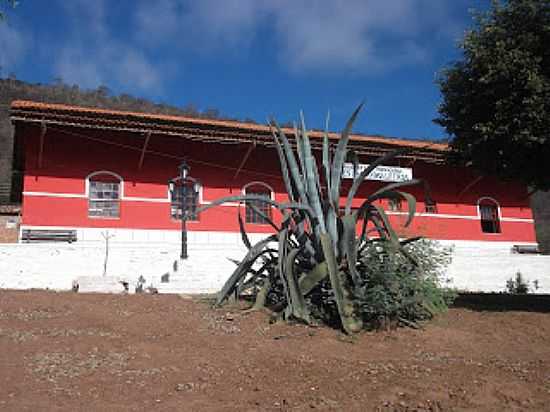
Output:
[1,291,549,411]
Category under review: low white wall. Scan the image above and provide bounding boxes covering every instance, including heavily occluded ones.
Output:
[440,240,550,293]
[1,231,549,294]
[0,230,263,292]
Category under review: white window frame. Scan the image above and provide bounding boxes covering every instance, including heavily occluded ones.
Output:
[242,181,274,224]
[388,197,403,212]
[86,171,123,219]
[477,196,502,234]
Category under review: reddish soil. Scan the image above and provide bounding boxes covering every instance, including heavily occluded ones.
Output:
[1,290,549,411]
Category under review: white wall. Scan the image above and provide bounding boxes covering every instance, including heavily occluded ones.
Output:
[1,229,549,294]
[0,230,265,293]
[440,240,550,293]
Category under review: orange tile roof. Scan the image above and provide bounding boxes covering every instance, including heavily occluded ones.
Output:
[10,100,448,152]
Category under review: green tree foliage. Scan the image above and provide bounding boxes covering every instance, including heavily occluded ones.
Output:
[436,0,550,191]
[0,0,18,21]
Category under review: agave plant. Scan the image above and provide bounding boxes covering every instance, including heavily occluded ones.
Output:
[197,104,428,333]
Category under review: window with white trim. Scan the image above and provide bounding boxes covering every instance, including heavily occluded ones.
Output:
[388,197,402,212]
[244,183,273,224]
[479,198,501,233]
[425,200,438,214]
[170,183,200,221]
[88,173,121,218]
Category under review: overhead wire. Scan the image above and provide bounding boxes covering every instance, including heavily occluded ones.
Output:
[47,125,284,180]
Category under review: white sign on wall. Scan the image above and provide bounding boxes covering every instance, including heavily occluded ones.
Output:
[342,163,412,182]
[5,219,17,229]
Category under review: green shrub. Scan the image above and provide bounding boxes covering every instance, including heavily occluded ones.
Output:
[354,239,455,329]
[505,272,530,294]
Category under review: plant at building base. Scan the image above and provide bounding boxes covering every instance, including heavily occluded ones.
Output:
[355,239,455,329]
[505,271,531,294]
[197,104,454,333]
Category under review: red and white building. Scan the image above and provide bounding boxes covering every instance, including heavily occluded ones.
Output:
[1,100,548,293]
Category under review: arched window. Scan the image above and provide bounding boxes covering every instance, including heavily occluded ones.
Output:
[87,171,122,218]
[425,200,438,214]
[388,197,402,212]
[243,182,273,224]
[478,197,501,234]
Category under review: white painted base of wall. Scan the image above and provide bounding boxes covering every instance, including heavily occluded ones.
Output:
[1,229,549,294]
[1,230,268,293]
[439,240,550,293]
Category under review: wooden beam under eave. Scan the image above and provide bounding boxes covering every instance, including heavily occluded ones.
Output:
[37,121,47,169]
[233,141,256,179]
[138,131,152,169]
[458,175,483,198]
[405,156,417,167]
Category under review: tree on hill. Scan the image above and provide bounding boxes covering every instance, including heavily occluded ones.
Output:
[435,0,550,192]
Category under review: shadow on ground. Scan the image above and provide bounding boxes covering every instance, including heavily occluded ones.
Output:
[453,292,550,313]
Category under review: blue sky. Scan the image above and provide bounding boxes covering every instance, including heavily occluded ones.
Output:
[1,0,488,140]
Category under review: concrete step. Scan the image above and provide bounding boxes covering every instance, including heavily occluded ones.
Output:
[74,276,128,294]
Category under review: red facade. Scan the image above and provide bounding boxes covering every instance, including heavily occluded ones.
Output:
[13,101,536,243]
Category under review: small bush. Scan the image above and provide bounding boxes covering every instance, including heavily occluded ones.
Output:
[505,272,530,294]
[353,239,456,329]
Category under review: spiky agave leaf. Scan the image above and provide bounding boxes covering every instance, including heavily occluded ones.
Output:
[276,227,291,309]
[237,211,252,250]
[298,261,328,295]
[330,102,363,209]
[341,213,361,285]
[320,233,363,333]
[269,119,309,206]
[216,234,278,306]
[322,111,331,189]
[271,127,296,202]
[349,150,360,180]
[368,189,418,228]
[294,121,308,194]
[196,194,317,222]
[246,202,281,232]
[368,179,423,202]
[300,111,326,234]
[357,202,400,247]
[284,247,312,323]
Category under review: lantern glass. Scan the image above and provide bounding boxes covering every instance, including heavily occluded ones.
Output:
[179,161,189,180]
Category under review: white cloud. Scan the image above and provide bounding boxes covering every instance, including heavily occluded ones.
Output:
[114,50,162,92]
[48,0,469,91]
[59,0,107,37]
[135,0,267,50]
[0,23,27,73]
[134,0,469,73]
[53,0,163,93]
[56,47,102,89]
[135,0,180,43]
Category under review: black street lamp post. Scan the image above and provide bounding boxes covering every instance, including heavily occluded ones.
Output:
[168,161,200,260]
